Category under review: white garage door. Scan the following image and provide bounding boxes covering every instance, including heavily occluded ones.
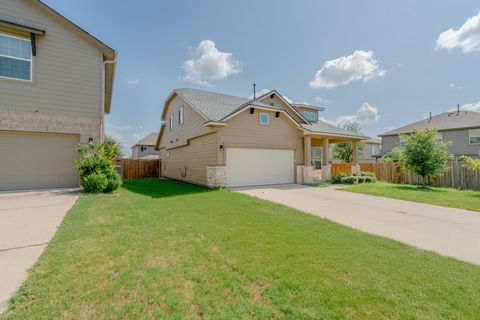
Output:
[0,131,80,191]
[226,148,294,187]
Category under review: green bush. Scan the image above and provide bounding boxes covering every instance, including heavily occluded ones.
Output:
[357,176,366,183]
[332,172,349,184]
[76,142,122,193]
[360,171,374,177]
[104,170,122,193]
[341,176,359,184]
[81,172,108,193]
[364,176,376,183]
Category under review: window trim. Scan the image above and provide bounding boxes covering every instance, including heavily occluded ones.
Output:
[178,106,184,125]
[302,110,317,122]
[0,32,33,82]
[469,128,480,145]
[259,112,270,125]
[169,114,174,131]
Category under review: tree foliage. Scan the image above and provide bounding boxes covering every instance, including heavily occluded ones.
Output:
[382,147,403,163]
[461,155,480,170]
[400,129,451,186]
[104,135,124,158]
[333,122,364,163]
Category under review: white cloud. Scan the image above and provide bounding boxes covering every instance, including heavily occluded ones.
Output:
[449,83,456,88]
[320,102,380,127]
[105,122,148,157]
[314,96,332,104]
[460,101,480,112]
[436,12,480,53]
[182,40,240,86]
[126,79,140,85]
[309,50,386,89]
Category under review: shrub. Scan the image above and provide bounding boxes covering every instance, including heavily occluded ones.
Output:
[364,176,376,183]
[360,171,374,177]
[104,170,122,193]
[357,176,366,183]
[76,142,122,193]
[341,176,358,184]
[332,172,349,184]
[81,172,108,193]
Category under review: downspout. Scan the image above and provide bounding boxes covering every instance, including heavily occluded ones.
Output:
[100,55,117,143]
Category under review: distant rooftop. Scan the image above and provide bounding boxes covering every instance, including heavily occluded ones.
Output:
[380,110,480,136]
[132,133,158,147]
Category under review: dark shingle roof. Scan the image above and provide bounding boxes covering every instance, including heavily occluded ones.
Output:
[380,111,480,136]
[174,88,366,139]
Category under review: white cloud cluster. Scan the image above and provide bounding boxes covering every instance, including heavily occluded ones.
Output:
[126,79,140,85]
[436,12,480,53]
[460,101,480,112]
[320,102,380,127]
[182,40,240,86]
[105,122,147,157]
[314,96,332,104]
[309,50,386,89]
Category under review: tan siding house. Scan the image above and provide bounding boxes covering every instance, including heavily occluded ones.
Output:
[131,133,160,159]
[379,110,480,158]
[0,0,116,190]
[157,88,367,187]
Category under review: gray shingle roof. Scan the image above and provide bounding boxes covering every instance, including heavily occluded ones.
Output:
[174,88,366,139]
[380,111,480,136]
[133,133,158,147]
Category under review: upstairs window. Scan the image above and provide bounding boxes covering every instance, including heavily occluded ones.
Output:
[469,129,480,145]
[303,110,317,122]
[169,115,174,131]
[0,33,32,81]
[259,112,269,125]
[140,146,147,152]
[178,106,184,125]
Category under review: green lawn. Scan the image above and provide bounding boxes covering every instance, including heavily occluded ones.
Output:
[2,179,480,319]
[342,182,480,212]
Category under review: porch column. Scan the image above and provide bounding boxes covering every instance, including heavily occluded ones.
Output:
[322,138,331,181]
[304,135,312,165]
[352,140,361,174]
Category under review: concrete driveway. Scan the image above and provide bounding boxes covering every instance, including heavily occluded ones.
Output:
[235,184,480,265]
[0,188,79,312]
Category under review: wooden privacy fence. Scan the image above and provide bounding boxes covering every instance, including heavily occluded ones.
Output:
[115,158,160,179]
[358,161,480,190]
[331,163,352,176]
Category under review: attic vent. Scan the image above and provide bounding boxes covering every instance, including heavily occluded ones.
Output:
[270,93,275,99]
[275,112,280,118]
[250,107,255,114]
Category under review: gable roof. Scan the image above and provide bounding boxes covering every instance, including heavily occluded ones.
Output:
[31,0,117,114]
[132,133,158,147]
[380,111,480,136]
[161,88,366,140]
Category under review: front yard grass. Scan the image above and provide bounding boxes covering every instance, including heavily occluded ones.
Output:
[342,182,480,212]
[2,179,480,319]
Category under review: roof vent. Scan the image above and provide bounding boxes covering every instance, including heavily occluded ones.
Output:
[457,104,460,115]
[428,112,432,121]
[270,93,275,99]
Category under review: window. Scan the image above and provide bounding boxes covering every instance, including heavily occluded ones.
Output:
[178,106,184,125]
[169,115,174,131]
[0,33,32,81]
[259,112,269,125]
[399,135,408,146]
[140,146,147,152]
[303,110,317,122]
[436,132,443,141]
[469,129,480,145]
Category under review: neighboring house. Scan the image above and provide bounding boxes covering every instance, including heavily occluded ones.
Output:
[156,88,367,187]
[0,0,117,190]
[131,133,160,159]
[379,110,480,158]
[363,138,382,162]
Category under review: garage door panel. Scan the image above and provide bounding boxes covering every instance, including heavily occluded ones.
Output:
[0,131,79,190]
[226,148,294,187]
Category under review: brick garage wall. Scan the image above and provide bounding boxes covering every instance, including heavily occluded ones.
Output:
[0,109,102,144]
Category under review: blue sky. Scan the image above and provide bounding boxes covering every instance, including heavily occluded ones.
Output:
[44,0,480,154]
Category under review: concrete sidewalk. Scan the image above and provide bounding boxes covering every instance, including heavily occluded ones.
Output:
[0,188,79,312]
[235,184,480,265]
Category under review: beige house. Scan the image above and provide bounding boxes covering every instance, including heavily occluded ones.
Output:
[363,138,382,162]
[156,88,367,187]
[380,110,480,158]
[131,133,160,159]
[0,0,117,190]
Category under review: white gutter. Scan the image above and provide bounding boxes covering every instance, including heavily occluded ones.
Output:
[100,55,117,142]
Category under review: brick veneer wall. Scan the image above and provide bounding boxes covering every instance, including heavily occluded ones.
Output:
[0,109,102,144]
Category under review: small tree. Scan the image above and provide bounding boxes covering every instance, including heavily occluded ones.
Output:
[381,147,403,163]
[400,129,451,187]
[333,122,364,162]
[104,135,124,158]
[461,154,480,170]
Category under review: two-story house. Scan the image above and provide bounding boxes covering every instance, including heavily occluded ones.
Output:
[0,0,117,190]
[156,88,368,187]
[379,109,480,158]
[131,133,160,159]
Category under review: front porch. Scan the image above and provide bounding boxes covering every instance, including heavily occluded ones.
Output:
[297,134,362,184]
